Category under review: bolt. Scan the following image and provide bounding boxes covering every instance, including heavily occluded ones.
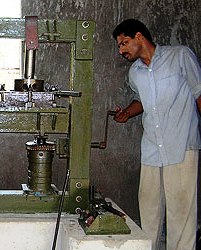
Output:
[81,48,88,55]
[82,33,88,41]
[82,21,89,29]
[75,207,81,214]
[76,196,82,203]
[76,182,82,188]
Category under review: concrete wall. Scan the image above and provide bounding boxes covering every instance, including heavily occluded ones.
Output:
[0,0,198,223]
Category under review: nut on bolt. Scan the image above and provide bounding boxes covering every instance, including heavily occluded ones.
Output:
[82,21,90,29]
[76,182,82,188]
[76,196,82,203]
[81,48,88,54]
[82,33,88,41]
[75,207,82,214]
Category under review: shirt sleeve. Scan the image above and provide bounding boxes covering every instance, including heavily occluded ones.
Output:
[128,68,141,102]
[180,46,201,99]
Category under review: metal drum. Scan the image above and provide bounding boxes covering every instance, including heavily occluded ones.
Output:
[26,137,56,194]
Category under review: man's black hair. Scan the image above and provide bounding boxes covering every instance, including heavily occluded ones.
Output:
[112,19,153,42]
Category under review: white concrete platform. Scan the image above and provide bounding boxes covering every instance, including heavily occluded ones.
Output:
[0,202,151,250]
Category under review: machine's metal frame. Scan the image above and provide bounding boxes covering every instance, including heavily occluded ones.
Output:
[0,17,95,214]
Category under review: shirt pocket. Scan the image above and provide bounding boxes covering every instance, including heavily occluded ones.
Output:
[155,73,187,107]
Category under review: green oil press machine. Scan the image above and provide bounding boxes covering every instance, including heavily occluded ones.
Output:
[0,16,130,235]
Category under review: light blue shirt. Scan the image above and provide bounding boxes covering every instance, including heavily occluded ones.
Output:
[129,45,201,167]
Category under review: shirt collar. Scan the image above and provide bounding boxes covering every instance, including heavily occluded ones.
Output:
[133,44,161,68]
[154,44,162,57]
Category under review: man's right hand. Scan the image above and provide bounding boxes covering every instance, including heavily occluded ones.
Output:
[113,101,143,123]
[113,106,130,123]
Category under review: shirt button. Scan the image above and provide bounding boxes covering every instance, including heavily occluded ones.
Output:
[148,68,152,72]
[158,144,162,147]
[156,125,159,128]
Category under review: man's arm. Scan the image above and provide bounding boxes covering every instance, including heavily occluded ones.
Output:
[196,95,201,114]
[114,100,143,123]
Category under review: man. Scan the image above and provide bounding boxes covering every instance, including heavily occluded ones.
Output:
[112,19,201,250]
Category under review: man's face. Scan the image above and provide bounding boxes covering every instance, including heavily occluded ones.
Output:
[117,33,142,62]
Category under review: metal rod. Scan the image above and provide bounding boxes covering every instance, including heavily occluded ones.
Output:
[24,49,36,79]
[91,110,116,149]
[52,169,70,250]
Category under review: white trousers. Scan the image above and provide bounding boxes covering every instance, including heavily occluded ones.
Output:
[139,150,198,250]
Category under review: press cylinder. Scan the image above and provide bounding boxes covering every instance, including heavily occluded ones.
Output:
[26,137,56,194]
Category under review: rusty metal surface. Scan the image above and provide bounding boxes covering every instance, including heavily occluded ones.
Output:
[25,16,38,50]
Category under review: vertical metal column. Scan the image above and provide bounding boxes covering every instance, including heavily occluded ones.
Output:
[68,20,95,213]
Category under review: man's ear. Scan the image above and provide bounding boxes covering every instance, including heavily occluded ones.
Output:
[135,32,144,40]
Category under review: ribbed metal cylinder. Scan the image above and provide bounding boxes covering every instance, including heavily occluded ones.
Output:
[26,138,56,194]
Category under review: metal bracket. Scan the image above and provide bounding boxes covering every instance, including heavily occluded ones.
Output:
[37,112,58,135]
[42,20,61,41]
